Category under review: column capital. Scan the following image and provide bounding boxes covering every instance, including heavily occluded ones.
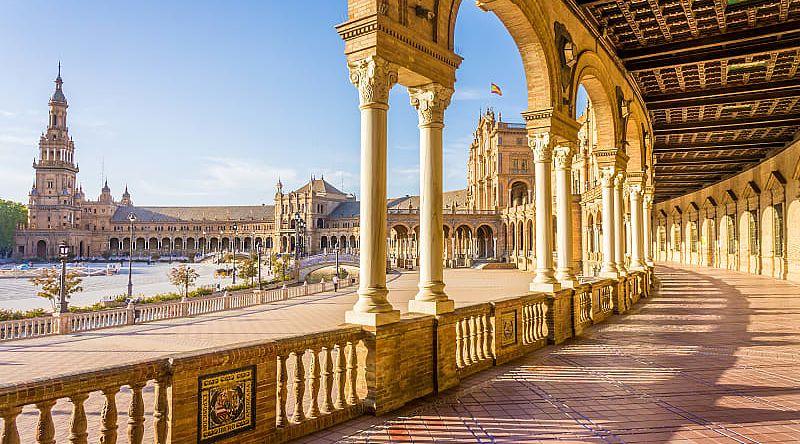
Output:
[614,172,626,189]
[408,83,453,126]
[553,145,573,171]
[599,166,616,187]
[348,55,398,108]
[628,184,642,196]
[528,132,553,163]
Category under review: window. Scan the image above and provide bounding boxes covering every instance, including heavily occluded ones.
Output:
[659,226,666,252]
[690,221,698,253]
[773,203,784,257]
[672,224,681,252]
[749,210,759,254]
[726,216,736,254]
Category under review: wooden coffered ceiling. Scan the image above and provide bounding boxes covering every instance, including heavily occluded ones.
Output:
[573,0,800,202]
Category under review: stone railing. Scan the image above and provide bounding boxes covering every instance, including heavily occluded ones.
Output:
[0,269,653,443]
[0,324,366,444]
[0,278,358,343]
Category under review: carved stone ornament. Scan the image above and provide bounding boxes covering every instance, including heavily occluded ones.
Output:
[628,184,642,197]
[348,56,398,107]
[528,132,552,163]
[408,84,453,125]
[614,172,626,189]
[553,146,573,170]
[599,167,616,187]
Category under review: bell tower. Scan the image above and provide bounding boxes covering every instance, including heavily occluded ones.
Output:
[28,64,80,230]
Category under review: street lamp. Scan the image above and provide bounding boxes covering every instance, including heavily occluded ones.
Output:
[127,212,137,297]
[256,243,263,290]
[202,231,206,256]
[232,223,238,285]
[293,212,306,261]
[58,241,70,314]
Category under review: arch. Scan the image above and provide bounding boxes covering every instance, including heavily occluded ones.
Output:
[174,237,184,250]
[572,56,619,150]
[161,237,171,250]
[475,224,494,258]
[148,237,159,251]
[210,237,219,251]
[454,0,557,111]
[221,238,231,251]
[349,235,357,250]
[122,237,131,251]
[36,239,47,258]
[135,237,146,251]
[510,181,530,207]
[186,237,196,250]
[624,115,644,173]
[265,237,273,249]
[243,236,253,251]
[110,238,120,252]
[320,235,328,250]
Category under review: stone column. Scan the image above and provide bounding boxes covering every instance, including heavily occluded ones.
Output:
[600,167,618,277]
[614,173,627,275]
[345,56,400,326]
[643,194,653,266]
[408,84,455,315]
[629,185,646,270]
[553,145,578,287]
[529,133,560,292]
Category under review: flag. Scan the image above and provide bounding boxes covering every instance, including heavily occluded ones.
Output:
[490,83,503,96]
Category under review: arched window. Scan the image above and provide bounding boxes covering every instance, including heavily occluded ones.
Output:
[773,203,784,257]
[690,221,699,253]
[748,210,759,255]
[726,216,736,254]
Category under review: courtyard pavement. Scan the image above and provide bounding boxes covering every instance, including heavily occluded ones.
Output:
[4,265,800,442]
[301,265,800,443]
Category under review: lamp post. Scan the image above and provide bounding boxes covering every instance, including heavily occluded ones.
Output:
[127,212,136,297]
[256,243,263,290]
[202,231,206,256]
[219,230,223,265]
[335,246,340,279]
[58,241,70,314]
[293,212,303,262]
[232,223,238,285]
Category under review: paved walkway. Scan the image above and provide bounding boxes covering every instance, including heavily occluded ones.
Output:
[302,265,800,443]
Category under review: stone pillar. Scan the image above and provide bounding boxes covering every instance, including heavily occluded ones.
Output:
[553,145,578,287]
[643,193,653,266]
[529,133,560,292]
[629,185,646,270]
[614,173,627,276]
[345,56,400,326]
[600,167,618,278]
[408,84,454,315]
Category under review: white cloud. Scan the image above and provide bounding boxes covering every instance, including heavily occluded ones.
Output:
[0,110,17,118]
[452,87,490,102]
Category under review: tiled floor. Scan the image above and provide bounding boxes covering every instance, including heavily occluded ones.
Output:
[299,265,800,443]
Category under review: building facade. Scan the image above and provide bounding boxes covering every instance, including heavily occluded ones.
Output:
[17,71,651,283]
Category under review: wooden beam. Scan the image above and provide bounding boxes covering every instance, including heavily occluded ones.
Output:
[657,157,762,166]
[646,80,800,109]
[620,21,800,61]
[653,141,785,153]
[653,115,800,135]
[655,165,742,172]
[626,34,800,72]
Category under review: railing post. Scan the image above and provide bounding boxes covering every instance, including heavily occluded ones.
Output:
[223,292,231,310]
[180,296,189,317]
[56,312,72,335]
[304,280,308,296]
[282,284,288,300]
[126,301,136,325]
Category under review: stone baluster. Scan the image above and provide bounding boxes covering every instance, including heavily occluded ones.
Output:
[481,314,491,358]
[346,342,358,405]
[475,316,485,361]
[455,320,464,368]
[68,393,89,444]
[99,387,118,444]
[334,345,347,409]
[307,347,321,418]
[127,382,145,444]
[461,319,472,366]
[291,350,306,423]
[469,316,479,363]
[276,355,289,427]
[541,303,549,338]
[154,377,169,444]
[522,305,531,344]
[1,406,22,444]
[35,400,56,444]
[321,346,334,414]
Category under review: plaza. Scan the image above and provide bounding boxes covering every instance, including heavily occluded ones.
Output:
[1,0,800,443]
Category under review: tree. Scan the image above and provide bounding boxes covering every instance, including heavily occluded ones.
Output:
[168,264,199,297]
[237,257,258,286]
[0,199,27,257]
[271,253,292,282]
[29,268,83,311]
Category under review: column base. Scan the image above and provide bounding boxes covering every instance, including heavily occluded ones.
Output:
[556,276,579,288]
[408,299,454,315]
[345,310,400,327]
[599,268,619,279]
[529,281,561,293]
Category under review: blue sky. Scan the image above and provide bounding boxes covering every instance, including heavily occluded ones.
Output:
[0,1,576,206]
